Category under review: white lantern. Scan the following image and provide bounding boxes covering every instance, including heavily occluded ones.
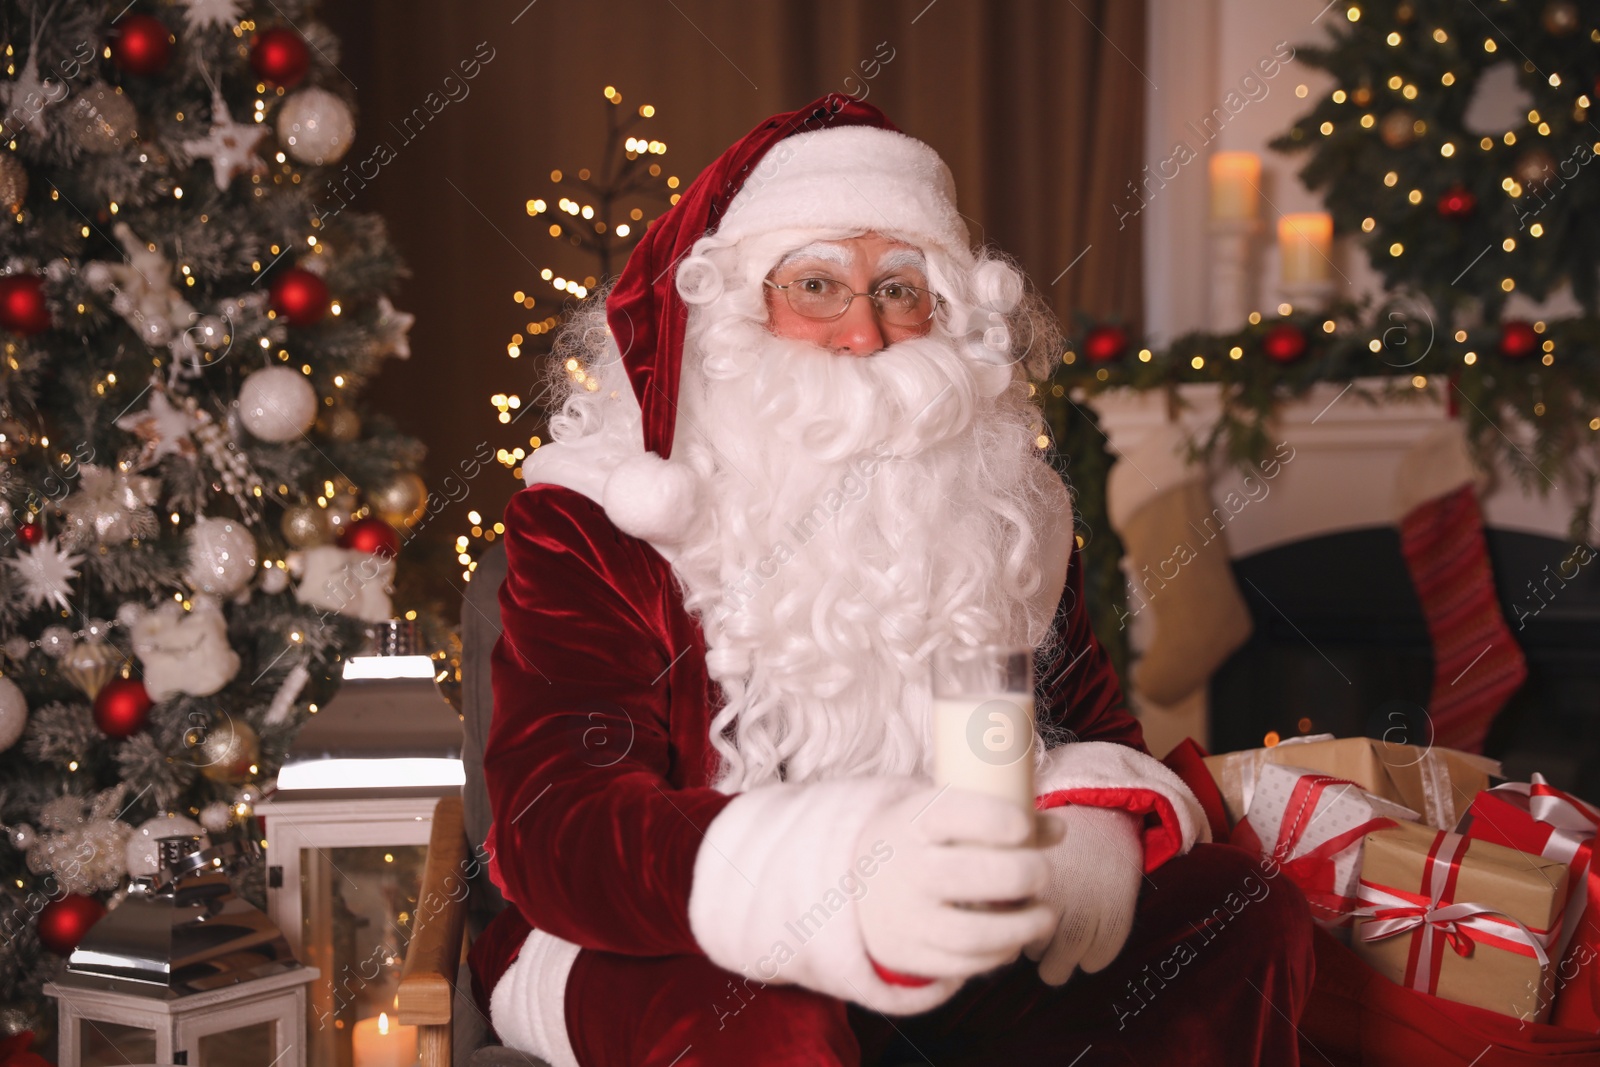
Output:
[257,619,461,1067]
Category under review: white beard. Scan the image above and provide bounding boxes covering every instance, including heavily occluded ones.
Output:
[667,311,1068,793]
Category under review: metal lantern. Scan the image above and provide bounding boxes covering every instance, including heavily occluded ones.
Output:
[257,619,461,1067]
[45,836,316,1067]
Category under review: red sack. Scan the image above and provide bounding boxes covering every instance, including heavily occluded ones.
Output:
[1300,925,1600,1065]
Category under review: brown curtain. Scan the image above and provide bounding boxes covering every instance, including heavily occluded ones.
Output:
[322,0,1147,608]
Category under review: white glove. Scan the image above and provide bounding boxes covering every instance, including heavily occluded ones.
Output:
[854,784,1058,981]
[1022,803,1145,985]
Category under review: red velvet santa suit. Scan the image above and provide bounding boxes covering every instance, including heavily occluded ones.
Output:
[473,97,1316,1066]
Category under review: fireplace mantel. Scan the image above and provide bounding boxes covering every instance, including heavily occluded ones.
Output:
[1087,378,1595,559]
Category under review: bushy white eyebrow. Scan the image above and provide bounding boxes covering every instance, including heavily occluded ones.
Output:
[876,248,927,276]
[776,242,852,269]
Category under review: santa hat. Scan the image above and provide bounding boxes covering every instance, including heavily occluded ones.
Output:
[599,97,968,546]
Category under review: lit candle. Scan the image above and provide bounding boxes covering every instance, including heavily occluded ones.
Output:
[1209,152,1261,222]
[1278,212,1334,284]
[352,1012,418,1067]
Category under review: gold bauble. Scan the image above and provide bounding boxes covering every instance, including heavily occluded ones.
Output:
[0,154,27,214]
[192,716,260,783]
[370,471,427,528]
[316,406,361,442]
[1379,109,1419,149]
[69,85,138,153]
[281,503,332,548]
[1542,0,1580,35]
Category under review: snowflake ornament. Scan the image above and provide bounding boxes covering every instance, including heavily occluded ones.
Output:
[6,535,83,611]
[373,295,414,359]
[180,0,245,31]
[60,464,161,545]
[182,88,267,191]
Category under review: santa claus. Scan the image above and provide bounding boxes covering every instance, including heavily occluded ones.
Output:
[474,98,1314,1066]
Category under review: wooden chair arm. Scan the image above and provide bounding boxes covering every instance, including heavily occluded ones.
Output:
[399,795,470,1066]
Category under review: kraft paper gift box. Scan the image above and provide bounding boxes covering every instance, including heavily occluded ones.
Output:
[1230,761,1421,934]
[1202,734,1501,831]
[1352,820,1567,1024]
[1456,774,1600,1031]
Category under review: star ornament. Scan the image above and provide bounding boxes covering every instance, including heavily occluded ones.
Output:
[181,0,245,31]
[183,90,267,191]
[373,295,414,359]
[116,387,197,468]
[7,535,83,611]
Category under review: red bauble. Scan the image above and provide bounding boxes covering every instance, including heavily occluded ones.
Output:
[250,27,311,88]
[15,520,41,546]
[1437,186,1477,219]
[110,14,172,76]
[0,276,50,336]
[37,894,106,955]
[269,268,330,326]
[1083,324,1130,363]
[1499,319,1539,359]
[94,676,153,738]
[339,516,399,558]
[1262,322,1309,363]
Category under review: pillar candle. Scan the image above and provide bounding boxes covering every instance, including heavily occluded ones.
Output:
[1278,212,1334,284]
[352,1012,418,1067]
[1209,152,1261,222]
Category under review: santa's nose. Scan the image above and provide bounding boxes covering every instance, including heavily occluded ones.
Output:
[827,295,887,357]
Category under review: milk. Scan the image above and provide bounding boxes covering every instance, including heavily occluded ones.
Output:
[931,693,1037,815]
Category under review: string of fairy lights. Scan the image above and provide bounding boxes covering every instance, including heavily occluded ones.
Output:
[456,85,679,581]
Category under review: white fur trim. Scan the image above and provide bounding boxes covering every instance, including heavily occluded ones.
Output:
[1035,741,1211,851]
[712,127,970,259]
[1105,422,1206,534]
[1392,419,1489,520]
[687,776,966,1015]
[489,925,583,1067]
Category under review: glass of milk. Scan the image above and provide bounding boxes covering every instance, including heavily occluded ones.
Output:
[930,643,1037,848]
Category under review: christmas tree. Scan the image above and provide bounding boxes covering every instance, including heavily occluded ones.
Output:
[0,0,435,1036]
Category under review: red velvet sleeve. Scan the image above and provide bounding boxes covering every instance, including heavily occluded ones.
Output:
[1037,532,1149,755]
[482,486,736,957]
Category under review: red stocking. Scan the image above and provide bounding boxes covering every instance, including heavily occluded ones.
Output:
[1398,482,1527,754]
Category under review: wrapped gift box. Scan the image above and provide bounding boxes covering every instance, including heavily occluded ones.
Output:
[1456,774,1600,1032]
[1203,734,1501,831]
[1353,820,1567,1024]
[1231,762,1421,933]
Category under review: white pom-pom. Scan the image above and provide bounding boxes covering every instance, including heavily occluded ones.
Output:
[601,451,700,545]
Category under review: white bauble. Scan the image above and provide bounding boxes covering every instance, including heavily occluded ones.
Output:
[238,366,317,442]
[0,676,25,752]
[184,516,259,596]
[124,815,207,879]
[277,88,353,166]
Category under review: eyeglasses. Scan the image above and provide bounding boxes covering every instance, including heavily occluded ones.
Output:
[764,276,945,328]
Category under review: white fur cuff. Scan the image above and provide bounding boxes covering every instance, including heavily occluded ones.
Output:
[1034,741,1210,870]
[489,925,583,1067]
[687,776,966,1015]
